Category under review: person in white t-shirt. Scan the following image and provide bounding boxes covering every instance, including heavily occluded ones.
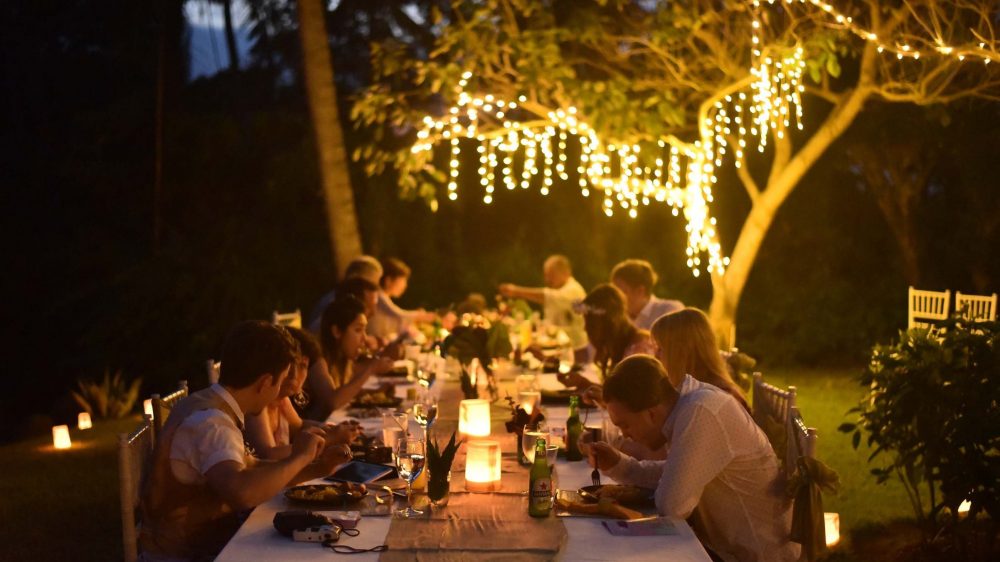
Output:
[140,321,352,561]
[588,355,798,562]
[610,259,684,330]
[498,254,587,347]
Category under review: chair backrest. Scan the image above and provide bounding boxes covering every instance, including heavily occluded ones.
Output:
[908,286,951,330]
[206,359,220,385]
[272,309,302,329]
[151,380,189,439]
[119,415,153,562]
[752,372,797,427]
[955,291,997,323]
[787,406,818,471]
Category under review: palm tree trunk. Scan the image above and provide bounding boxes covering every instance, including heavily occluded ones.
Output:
[296,0,363,276]
[222,0,240,71]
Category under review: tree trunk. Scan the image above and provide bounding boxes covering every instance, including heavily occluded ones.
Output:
[708,46,876,346]
[296,0,363,277]
[222,0,240,71]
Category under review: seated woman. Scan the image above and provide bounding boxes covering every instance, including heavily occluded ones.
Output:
[368,257,436,340]
[650,308,749,411]
[303,296,394,421]
[246,328,359,459]
[590,355,798,561]
[560,283,655,394]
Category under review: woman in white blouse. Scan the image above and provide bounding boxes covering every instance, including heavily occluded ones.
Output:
[589,355,798,562]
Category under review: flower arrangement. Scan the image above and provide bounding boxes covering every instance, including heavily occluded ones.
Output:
[442,314,513,400]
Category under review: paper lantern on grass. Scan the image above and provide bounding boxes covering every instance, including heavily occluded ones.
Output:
[52,425,72,449]
[143,399,154,418]
[824,512,840,547]
[77,412,92,430]
[465,440,501,492]
[518,391,541,415]
[458,399,491,437]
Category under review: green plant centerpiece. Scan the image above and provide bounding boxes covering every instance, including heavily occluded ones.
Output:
[72,369,142,419]
[441,314,513,400]
[503,394,545,465]
[839,317,1000,559]
[426,430,462,507]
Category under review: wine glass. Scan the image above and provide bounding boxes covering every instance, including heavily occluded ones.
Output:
[412,395,438,436]
[394,437,426,518]
[521,423,550,464]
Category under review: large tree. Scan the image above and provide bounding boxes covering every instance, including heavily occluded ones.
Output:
[353,0,1000,344]
[296,0,363,276]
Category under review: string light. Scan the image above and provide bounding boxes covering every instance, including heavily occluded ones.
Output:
[407,2,997,277]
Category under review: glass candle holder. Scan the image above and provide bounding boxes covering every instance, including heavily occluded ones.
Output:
[465,440,501,492]
[458,399,491,437]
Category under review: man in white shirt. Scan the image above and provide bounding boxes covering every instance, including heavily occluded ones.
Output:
[498,254,587,347]
[610,259,684,330]
[589,355,798,562]
[141,321,352,561]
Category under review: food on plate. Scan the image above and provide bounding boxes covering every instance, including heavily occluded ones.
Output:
[554,496,645,520]
[285,482,368,503]
[350,391,401,408]
[578,484,655,507]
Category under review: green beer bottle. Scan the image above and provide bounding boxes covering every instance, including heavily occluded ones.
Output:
[565,395,584,461]
[528,437,552,517]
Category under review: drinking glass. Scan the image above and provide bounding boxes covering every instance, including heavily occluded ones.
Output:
[382,412,408,447]
[521,423,550,464]
[394,437,427,518]
[412,395,438,436]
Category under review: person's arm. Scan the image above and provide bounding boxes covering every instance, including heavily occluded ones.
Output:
[651,405,735,518]
[590,442,665,489]
[305,359,339,420]
[204,431,325,511]
[280,397,304,437]
[327,356,394,411]
[245,407,287,460]
[498,283,546,305]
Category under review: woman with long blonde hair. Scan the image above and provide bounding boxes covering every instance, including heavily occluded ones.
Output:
[650,308,749,411]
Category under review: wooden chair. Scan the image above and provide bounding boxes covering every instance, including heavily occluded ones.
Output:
[908,286,951,330]
[272,309,302,329]
[752,372,798,469]
[787,406,818,469]
[151,380,189,440]
[206,359,221,385]
[119,415,153,562]
[955,291,997,323]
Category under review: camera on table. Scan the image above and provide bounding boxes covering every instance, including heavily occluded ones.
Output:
[292,525,342,543]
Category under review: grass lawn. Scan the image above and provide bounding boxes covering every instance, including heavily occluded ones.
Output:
[1,368,916,561]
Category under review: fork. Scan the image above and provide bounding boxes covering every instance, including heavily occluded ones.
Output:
[591,468,601,487]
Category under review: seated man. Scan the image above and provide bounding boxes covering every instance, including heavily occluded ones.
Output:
[307,255,383,334]
[610,259,683,330]
[140,321,352,561]
[589,355,798,562]
[499,254,587,348]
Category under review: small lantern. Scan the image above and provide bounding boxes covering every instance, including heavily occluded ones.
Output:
[824,512,840,547]
[143,399,154,418]
[465,440,501,492]
[77,412,92,430]
[958,499,971,515]
[518,391,541,415]
[458,399,491,437]
[52,425,72,450]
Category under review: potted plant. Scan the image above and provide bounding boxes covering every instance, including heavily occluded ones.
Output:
[441,314,513,400]
[503,394,545,464]
[426,430,462,507]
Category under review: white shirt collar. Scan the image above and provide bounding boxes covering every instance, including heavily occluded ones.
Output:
[210,383,245,426]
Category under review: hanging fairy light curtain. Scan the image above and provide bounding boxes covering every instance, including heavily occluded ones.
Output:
[408,1,994,278]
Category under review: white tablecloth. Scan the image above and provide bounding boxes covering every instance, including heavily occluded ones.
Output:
[216,371,710,562]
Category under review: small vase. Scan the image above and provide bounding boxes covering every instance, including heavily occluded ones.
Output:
[428,470,451,507]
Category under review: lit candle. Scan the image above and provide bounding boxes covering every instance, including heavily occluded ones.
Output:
[518,391,541,415]
[52,425,72,449]
[958,499,971,515]
[824,512,840,547]
[143,399,153,418]
[465,440,501,492]
[458,399,491,437]
[77,412,92,430]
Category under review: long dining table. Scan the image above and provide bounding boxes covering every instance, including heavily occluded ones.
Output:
[216,364,711,561]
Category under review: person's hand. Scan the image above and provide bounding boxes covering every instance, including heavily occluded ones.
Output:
[580,384,605,408]
[325,421,361,445]
[588,441,622,472]
[291,428,325,463]
[382,341,404,361]
[317,441,353,473]
[557,369,590,389]
[498,283,515,298]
